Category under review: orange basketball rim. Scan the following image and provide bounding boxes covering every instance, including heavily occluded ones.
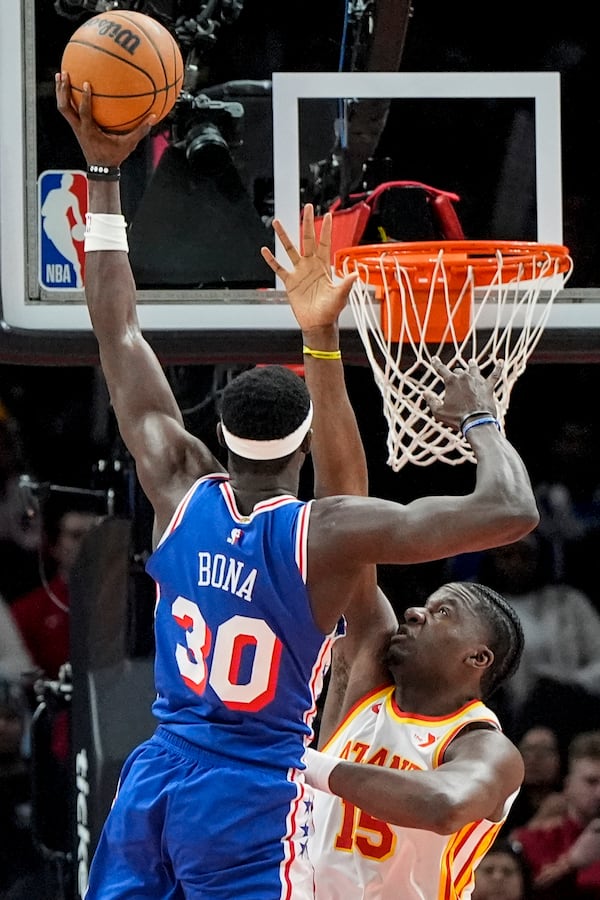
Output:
[335,239,573,344]
[333,239,574,469]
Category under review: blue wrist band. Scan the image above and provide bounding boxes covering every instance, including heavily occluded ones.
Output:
[461,416,501,438]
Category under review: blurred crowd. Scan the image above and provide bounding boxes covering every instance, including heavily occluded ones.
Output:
[0,391,104,899]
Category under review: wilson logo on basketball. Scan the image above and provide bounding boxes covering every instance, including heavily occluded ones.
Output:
[82,19,140,55]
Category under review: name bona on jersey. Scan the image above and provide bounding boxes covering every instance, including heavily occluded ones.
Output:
[46,264,73,284]
[197,552,257,601]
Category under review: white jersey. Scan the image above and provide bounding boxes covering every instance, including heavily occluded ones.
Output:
[310,685,517,900]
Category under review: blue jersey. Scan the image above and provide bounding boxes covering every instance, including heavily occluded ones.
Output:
[87,474,344,898]
[146,473,339,769]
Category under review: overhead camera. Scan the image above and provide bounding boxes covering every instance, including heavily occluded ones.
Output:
[53,0,123,19]
[53,2,248,177]
[171,90,244,176]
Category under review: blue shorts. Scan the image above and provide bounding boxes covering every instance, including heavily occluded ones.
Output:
[85,727,315,899]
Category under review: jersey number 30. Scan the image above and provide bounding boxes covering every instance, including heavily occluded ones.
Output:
[172,595,283,711]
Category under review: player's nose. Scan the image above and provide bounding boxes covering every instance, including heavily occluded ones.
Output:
[404,607,426,624]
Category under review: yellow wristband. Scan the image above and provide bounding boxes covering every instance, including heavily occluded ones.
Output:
[302,345,342,360]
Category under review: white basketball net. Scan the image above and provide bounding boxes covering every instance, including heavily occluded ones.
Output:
[338,243,573,470]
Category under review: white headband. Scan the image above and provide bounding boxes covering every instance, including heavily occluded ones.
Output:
[220,403,313,460]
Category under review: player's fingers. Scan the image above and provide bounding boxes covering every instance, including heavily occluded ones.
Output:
[272,219,301,264]
[422,390,441,411]
[55,72,78,123]
[487,360,505,384]
[55,71,65,101]
[301,203,317,255]
[79,81,94,122]
[315,210,332,261]
[55,70,71,94]
[336,272,359,299]
[128,115,156,144]
[430,356,452,378]
[260,246,289,279]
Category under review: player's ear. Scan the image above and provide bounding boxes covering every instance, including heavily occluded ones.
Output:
[467,645,494,671]
[216,422,226,449]
[300,428,313,455]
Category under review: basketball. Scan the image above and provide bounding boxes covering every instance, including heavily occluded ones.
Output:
[61,10,184,134]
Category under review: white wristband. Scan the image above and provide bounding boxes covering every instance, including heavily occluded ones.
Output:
[84,213,129,252]
[303,747,339,794]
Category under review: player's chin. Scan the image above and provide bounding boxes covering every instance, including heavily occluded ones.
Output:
[383,638,410,668]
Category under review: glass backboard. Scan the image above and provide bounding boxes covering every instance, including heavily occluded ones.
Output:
[1,1,599,361]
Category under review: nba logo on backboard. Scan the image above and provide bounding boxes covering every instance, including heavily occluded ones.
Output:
[38,170,88,290]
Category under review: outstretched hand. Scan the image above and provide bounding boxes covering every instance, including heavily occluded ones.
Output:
[423,357,503,431]
[261,204,358,333]
[55,72,154,168]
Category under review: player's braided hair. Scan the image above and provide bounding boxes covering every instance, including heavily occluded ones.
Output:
[220,365,311,441]
[461,582,525,698]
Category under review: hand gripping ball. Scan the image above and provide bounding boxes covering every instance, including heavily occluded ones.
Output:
[61,10,184,133]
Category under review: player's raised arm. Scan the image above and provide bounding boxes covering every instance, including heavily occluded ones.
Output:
[262,206,398,723]
[306,354,539,573]
[262,205,365,499]
[56,74,222,532]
